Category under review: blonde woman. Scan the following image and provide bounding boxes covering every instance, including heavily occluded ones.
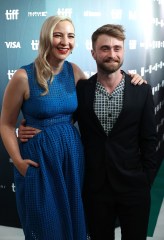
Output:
[1,15,87,239]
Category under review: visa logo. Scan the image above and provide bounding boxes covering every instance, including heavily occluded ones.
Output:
[5,42,21,48]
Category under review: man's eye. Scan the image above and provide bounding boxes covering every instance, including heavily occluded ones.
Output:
[114,47,121,51]
[102,48,108,51]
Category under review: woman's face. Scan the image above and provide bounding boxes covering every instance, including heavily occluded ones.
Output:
[50,20,75,62]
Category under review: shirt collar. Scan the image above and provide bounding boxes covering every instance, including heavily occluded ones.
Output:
[96,73,125,97]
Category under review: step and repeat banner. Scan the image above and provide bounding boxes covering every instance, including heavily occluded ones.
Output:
[0,0,164,227]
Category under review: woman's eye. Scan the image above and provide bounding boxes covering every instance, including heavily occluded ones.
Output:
[53,33,61,38]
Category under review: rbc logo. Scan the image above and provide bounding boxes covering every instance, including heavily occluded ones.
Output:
[5,9,19,20]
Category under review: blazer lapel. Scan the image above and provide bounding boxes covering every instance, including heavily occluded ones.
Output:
[107,73,132,136]
[85,74,107,137]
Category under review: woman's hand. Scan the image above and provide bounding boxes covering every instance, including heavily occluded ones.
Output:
[129,73,147,85]
[18,119,38,142]
[15,159,39,177]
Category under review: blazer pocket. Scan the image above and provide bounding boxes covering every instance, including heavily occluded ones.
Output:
[124,159,143,171]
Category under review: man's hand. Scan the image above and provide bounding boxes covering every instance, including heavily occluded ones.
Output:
[129,73,147,85]
[18,119,37,142]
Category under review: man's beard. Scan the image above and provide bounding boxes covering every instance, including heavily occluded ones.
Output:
[97,58,123,74]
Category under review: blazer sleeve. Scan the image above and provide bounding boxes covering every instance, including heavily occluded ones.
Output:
[139,84,157,186]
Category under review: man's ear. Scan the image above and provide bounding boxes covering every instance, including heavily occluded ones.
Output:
[91,49,96,60]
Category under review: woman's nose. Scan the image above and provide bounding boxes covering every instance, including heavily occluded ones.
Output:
[60,36,68,45]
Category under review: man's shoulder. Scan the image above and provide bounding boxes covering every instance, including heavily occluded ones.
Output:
[77,73,97,88]
[123,71,152,91]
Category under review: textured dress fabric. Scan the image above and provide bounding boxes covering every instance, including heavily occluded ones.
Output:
[14,61,87,240]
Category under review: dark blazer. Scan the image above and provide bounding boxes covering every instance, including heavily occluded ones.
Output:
[76,71,157,193]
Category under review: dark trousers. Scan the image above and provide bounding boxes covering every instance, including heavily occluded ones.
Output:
[83,181,151,240]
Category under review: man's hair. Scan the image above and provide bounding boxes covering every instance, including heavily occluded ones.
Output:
[92,24,126,49]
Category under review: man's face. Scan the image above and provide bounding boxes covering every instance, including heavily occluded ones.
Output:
[91,34,124,74]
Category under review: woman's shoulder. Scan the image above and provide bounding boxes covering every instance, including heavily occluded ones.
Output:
[11,62,34,86]
[20,62,34,71]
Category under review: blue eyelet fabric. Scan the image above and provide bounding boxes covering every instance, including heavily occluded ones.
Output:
[14,61,87,239]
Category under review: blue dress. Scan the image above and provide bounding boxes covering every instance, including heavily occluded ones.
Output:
[14,61,87,240]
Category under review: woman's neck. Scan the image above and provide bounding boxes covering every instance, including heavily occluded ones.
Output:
[49,60,64,75]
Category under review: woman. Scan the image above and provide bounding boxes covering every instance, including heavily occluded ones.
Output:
[1,15,87,240]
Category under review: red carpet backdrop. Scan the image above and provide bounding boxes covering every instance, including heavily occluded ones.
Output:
[0,0,164,227]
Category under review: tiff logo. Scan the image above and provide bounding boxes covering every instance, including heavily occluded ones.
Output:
[5,9,19,20]
[12,183,16,192]
[31,40,39,50]
[7,70,16,80]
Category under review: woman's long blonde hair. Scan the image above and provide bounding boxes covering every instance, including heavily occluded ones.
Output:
[35,15,74,95]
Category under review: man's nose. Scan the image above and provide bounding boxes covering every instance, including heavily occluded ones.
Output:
[108,48,115,57]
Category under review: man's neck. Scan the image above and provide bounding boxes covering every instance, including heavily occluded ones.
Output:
[97,70,123,94]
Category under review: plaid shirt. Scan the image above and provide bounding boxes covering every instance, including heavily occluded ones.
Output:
[94,76,125,135]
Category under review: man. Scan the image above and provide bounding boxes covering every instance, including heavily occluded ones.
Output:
[76,24,157,240]
[18,24,156,240]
